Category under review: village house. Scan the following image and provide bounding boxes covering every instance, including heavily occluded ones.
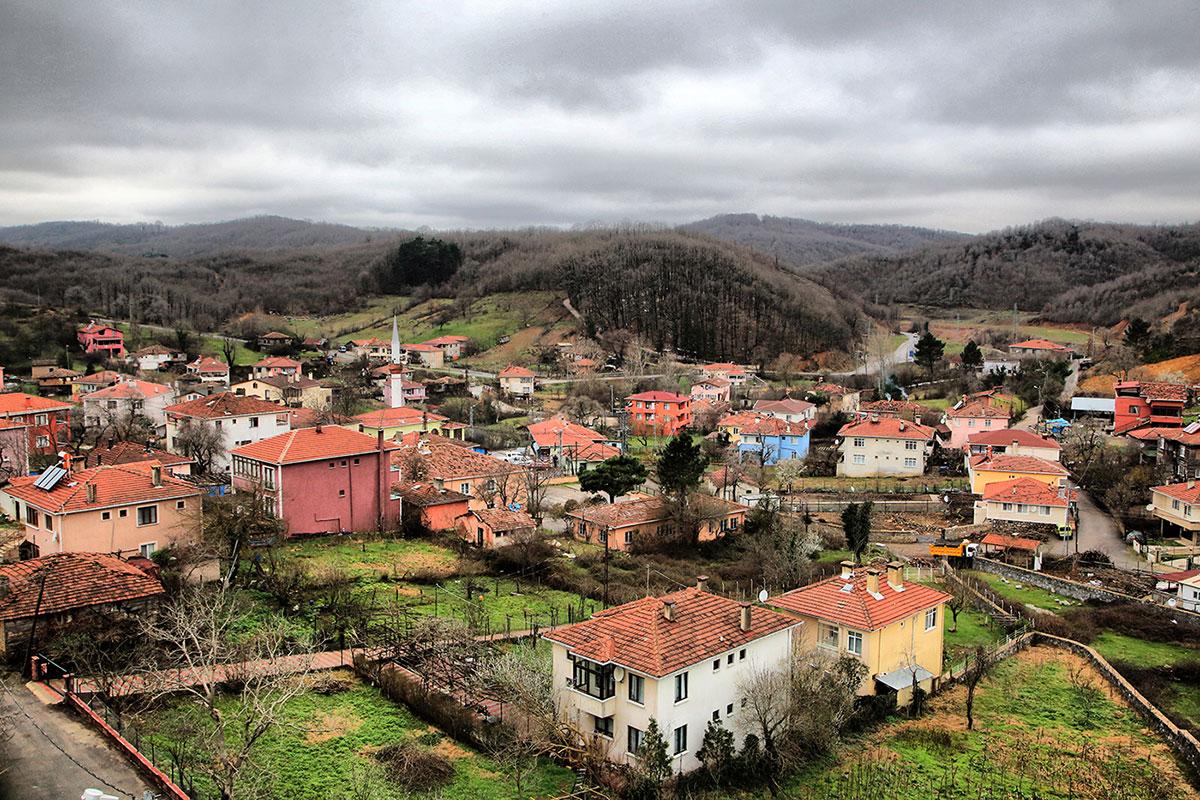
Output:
[0,393,73,456]
[543,582,800,773]
[77,322,127,359]
[71,370,122,398]
[128,344,186,372]
[769,561,949,705]
[84,440,194,476]
[81,379,176,433]
[7,461,202,559]
[566,494,747,552]
[383,373,426,406]
[1113,381,1188,436]
[705,465,769,507]
[626,391,692,437]
[966,429,1061,462]
[402,343,445,368]
[700,362,748,386]
[968,453,1070,495]
[835,416,937,478]
[301,336,327,351]
[810,382,861,415]
[0,553,165,655]
[1168,571,1200,612]
[752,396,816,423]
[0,420,30,480]
[1129,423,1200,481]
[186,356,231,385]
[689,378,731,405]
[973,477,1076,529]
[716,412,810,465]
[1149,481,1200,543]
[856,399,927,421]
[499,365,536,398]
[232,374,332,410]
[422,335,469,361]
[352,406,458,441]
[350,337,392,361]
[251,356,302,380]
[396,482,471,532]
[943,397,1011,450]
[456,507,537,548]
[35,366,82,395]
[164,392,293,474]
[392,433,525,511]
[1008,338,1074,359]
[526,417,620,474]
[257,331,294,349]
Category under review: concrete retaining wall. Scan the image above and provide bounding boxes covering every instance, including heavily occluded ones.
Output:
[974,557,1135,603]
[67,693,190,800]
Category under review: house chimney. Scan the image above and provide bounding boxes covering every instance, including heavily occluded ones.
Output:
[865,568,880,595]
[0,575,8,599]
[869,413,879,423]
[739,602,752,632]
[886,561,903,589]
[840,560,854,580]
[662,600,676,622]
[315,423,323,434]
[1190,480,1196,490]
[62,452,72,472]
[696,575,708,591]
[86,482,96,503]
[151,463,162,487]
[898,421,906,432]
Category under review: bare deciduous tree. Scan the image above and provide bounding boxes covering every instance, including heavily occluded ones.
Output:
[174,417,226,475]
[963,645,999,731]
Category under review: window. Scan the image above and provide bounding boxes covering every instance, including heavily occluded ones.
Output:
[852,454,865,465]
[34,413,48,426]
[1174,499,1182,510]
[101,511,111,521]
[819,622,839,648]
[1041,505,1051,515]
[905,440,917,450]
[726,702,734,715]
[460,483,471,495]
[263,466,276,490]
[904,458,917,468]
[712,658,720,671]
[924,608,937,631]
[674,672,688,702]
[119,509,128,518]
[1187,505,1194,518]
[137,506,158,526]
[739,649,745,660]
[486,479,497,492]
[624,531,635,545]
[44,515,52,531]
[673,725,688,755]
[847,630,863,656]
[727,653,734,665]
[627,726,644,754]
[338,489,346,498]
[249,416,259,428]
[24,506,38,526]
[712,709,720,721]
[139,542,157,558]
[967,419,975,428]
[853,437,865,447]
[176,500,186,510]
[1002,502,1013,511]
[353,458,360,465]
[329,462,335,469]
[571,657,615,700]
[594,715,614,738]
[628,673,644,704]
[35,436,49,448]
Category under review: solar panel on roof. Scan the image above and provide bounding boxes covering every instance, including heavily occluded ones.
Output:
[1186,422,1200,435]
[33,465,68,491]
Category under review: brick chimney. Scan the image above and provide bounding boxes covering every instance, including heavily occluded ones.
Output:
[662,600,676,622]
[886,561,903,589]
[150,463,162,487]
[86,482,96,503]
[865,568,880,595]
[739,602,752,632]
[840,560,854,580]
[696,575,708,591]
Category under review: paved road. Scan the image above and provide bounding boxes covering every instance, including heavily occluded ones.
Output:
[835,331,918,377]
[1043,491,1140,570]
[0,674,152,800]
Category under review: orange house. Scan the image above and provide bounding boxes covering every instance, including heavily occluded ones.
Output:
[626,391,692,437]
[456,508,537,548]
[566,493,746,551]
[397,482,471,531]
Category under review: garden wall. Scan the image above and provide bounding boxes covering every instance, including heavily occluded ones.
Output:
[974,557,1133,603]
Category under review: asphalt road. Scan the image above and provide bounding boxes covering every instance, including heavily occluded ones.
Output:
[836,331,918,376]
[1043,491,1141,570]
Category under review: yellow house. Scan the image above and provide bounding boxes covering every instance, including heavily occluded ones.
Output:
[350,406,460,440]
[232,376,333,410]
[968,453,1069,495]
[1149,481,1200,542]
[769,561,949,705]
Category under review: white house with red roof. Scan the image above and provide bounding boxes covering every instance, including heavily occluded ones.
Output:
[974,476,1076,529]
[186,356,230,385]
[769,561,949,703]
[81,378,176,432]
[699,362,748,385]
[836,416,937,477]
[526,417,619,474]
[965,429,1061,462]
[689,378,731,404]
[499,364,536,397]
[1008,338,1074,359]
[752,396,816,423]
[422,335,469,361]
[1149,481,1200,542]
[251,356,302,381]
[164,392,292,474]
[543,581,800,772]
[401,343,445,368]
[128,344,186,372]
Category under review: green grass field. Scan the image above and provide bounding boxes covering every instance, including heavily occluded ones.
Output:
[942,608,1004,664]
[967,570,1078,611]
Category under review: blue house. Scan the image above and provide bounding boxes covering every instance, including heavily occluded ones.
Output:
[719,412,811,466]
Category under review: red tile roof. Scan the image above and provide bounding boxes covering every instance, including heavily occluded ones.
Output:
[544,587,799,676]
[527,417,606,448]
[85,441,193,469]
[499,364,535,378]
[813,383,856,395]
[253,357,301,369]
[7,462,200,513]
[1153,482,1200,504]
[403,343,440,352]
[470,508,536,532]
[165,392,286,419]
[259,331,292,339]
[1157,568,1200,583]
[719,412,808,437]
[188,356,229,373]
[753,397,814,416]
[770,569,949,631]
[946,399,1010,419]
[131,344,180,356]
[838,416,936,440]
[858,399,927,416]
[1134,381,1189,402]
[0,393,73,416]
[393,434,522,480]
[354,407,449,428]
[980,532,1042,551]
[707,465,762,488]
[627,390,689,402]
[84,379,173,400]
[232,426,398,465]
[1010,339,1072,351]
[423,335,470,345]
[970,453,1069,476]
[396,482,471,507]
[0,553,164,621]
[967,429,1060,450]
[701,362,746,374]
[982,477,1074,506]
[692,377,731,389]
[565,494,746,528]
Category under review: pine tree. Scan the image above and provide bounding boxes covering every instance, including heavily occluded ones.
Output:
[913,330,945,378]
[655,433,707,498]
[696,718,736,785]
[579,454,648,502]
[638,718,673,792]
[841,501,873,563]
[961,339,983,370]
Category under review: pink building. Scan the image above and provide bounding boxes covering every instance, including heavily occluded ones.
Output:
[77,322,127,358]
[944,397,1012,450]
[252,357,302,380]
[690,378,731,404]
[230,426,401,536]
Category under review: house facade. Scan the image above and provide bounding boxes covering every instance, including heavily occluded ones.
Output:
[566,494,747,552]
[717,412,809,465]
[78,322,127,358]
[965,429,1061,462]
[968,453,1069,495]
[352,406,456,440]
[627,391,692,437]
[232,375,332,410]
[1008,339,1073,359]
[81,379,176,433]
[396,483,471,531]
[836,416,936,478]
[402,343,445,368]
[544,584,799,773]
[186,356,231,385]
[526,417,620,474]
[752,397,816,423]
[499,365,536,397]
[422,335,469,361]
[0,393,73,456]
[689,379,731,404]
[129,344,185,372]
[700,363,748,386]
[810,382,861,415]
[252,357,302,380]
[973,477,1075,528]
[456,508,536,548]
[164,392,293,474]
[1149,482,1200,542]
[392,434,526,511]
[943,398,1011,450]
[1113,381,1188,435]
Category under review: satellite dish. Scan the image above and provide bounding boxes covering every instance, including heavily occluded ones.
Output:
[757,589,769,603]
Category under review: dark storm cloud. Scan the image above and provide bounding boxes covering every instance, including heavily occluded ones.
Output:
[0,0,1198,232]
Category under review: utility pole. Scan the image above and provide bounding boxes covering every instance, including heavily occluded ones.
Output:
[603,524,610,608]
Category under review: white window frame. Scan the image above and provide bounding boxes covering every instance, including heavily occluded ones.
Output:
[846,629,864,656]
[136,505,159,527]
[674,672,689,703]
[139,542,158,558]
[924,608,937,631]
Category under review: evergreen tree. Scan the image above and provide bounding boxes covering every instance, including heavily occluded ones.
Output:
[637,718,673,794]
[696,718,736,785]
[374,236,462,292]
[841,501,873,563]
[913,330,945,378]
[655,433,707,499]
[960,339,983,370]
[579,455,648,503]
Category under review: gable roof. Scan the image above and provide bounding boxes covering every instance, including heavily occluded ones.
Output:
[544,587,798,677]
[259,331,292,339]
[353,406,449,429]
[969,453,1069,476]
[565,494,746,528]
[396,482,471,507]
[0,393,74,416]
[403,343,440,352]
[0,553,164,621]
[253,357,301,369]
[499,364,535,378]
[232,426,397,465]
[692,377,731,390]
[753,397,814,415]
[470,507,536,532]
[131,344,180,357]
[393,434,522,480]
[165,392,286,419]
[980,532,1042,551]
[812,383,855,395]
[1153,482,1200,505]
[701,362,746,374]
[85,441,193,469]
[837,416,936,441]
[423,335,470,345]
[74,370,123,386]
[718,412,808,437]
[1010,338,1072,352]
[627,390,689,403]
[982,476,1074,506]
[1125,381,1190,403]
[84,379,173,401]
[769,569,950,631]
[527,417,606,447]
[946,399,1010,419]
[188,356,229,373]
[967,429,1060,450]
[7,462,200,514]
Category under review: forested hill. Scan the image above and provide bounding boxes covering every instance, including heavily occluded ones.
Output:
[811,219,1200,326]
[0,228,857,361]
[681,213,968,267]
[0,216,393,258]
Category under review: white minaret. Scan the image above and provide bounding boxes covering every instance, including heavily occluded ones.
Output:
[390,316,401,365]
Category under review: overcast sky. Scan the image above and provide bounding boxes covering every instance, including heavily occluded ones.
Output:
[2,1,1198,232]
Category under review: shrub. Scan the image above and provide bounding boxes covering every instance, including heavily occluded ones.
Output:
[373,741,455,791]
[375,665,484,748]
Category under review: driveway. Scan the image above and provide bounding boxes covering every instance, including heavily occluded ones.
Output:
[834,332,918,377]
[1042,491,1140,570]
[0,674,152,799]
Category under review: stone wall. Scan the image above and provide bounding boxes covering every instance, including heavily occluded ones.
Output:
[974,557,1135,603]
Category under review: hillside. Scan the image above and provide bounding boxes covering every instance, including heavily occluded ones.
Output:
[681,213,968,267]
[0,216,395,258]
[810,219,1200,327]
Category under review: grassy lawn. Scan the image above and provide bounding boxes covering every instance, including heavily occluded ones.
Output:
[282,536,459,581]
[942,608,1004,664]
[140,671,574,800]
[914,397,951,410]
[791,647,1193,799]
[1091,632,1200,668]
[967,570,1079,611]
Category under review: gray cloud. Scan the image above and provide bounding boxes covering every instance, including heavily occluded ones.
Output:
[1,0,1199,232]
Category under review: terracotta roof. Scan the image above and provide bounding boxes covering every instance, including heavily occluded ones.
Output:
[858,399,926,416]
[131,344,179,356]
[970,453,1069,476]
[1153,482,1200,504]
[259,331,292,339]
[84,379,173,400]
[701,362,746,374]
[0,553,164,621]
[527,418,606,448]
[188,357,229,373]
[1157,569,1200,583]
[166,392,286,419]
[753,397,814,416]
[707,465,762,488]
[396,482,471,507]
[627,391,689,402]
[718,412,808,437]
[946,399,1010,419]
[812,383,856,395]
[74,370,122,386]
[967,429,1060,449]
[354,406,449,428]
[470,508,536,532]
[351,337,388,347]
[253,357,301,369]
[79,322,120,334]
[566,494,746,528]
[0,393,74,415]
[37,368,81,379]
[837,416,936,441]
[423,335,470,345]
[86,441,193,469]
[287,407,322,428]
[544,588,799,677]
[403,343,441,352]
[982,477,1074,506]
[770,569,950,631]
[1135,381,1189,402]
[692,378,731,390]
[499,365,535,378]
[393,434,522,480]
[232,426,398,465]
[7,462,200,514]
[980,532,1042,551]
[1010,339,1072,351]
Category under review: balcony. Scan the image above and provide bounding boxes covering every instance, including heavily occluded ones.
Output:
[566,683,616,718]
